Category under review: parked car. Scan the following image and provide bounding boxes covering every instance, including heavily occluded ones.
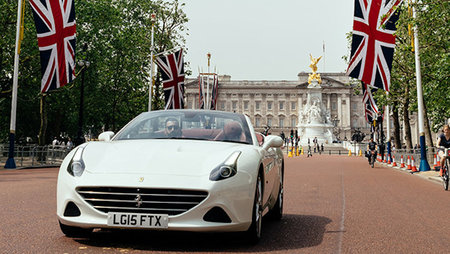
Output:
[57,109,285,243]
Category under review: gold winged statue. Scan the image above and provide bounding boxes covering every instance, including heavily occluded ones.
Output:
[308,54,322,84]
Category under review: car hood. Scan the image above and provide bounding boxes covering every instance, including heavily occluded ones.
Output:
[81,139,249,176]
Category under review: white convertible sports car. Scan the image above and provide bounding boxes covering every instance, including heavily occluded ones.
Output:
[57,110,284,243]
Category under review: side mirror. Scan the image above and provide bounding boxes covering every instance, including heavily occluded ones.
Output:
[98,131,115,142]
[262,135,283,150]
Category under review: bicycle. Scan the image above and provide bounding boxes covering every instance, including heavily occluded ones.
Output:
[440,147,450,191]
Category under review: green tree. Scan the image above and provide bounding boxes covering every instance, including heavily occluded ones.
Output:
[0,0,188,144]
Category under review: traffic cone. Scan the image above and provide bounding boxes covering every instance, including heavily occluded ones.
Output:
[411,156,418,172]
[436,158,441,171]
[432,154,438,170]
[348,149,352,156]
[407,156,412,170]
[301,146,304,155]
[378,154,382,162]
[387,155,391,164]
[400,155,405,168]
[392,155,397,167]
[383,154,387,163]
[288,147,293,158]
[359,150,362,157]
[296,147,300,156]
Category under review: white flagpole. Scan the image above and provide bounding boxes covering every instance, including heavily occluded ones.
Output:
[148,13,156,112]
[412,0,430,171]
[5,0,24,169]
[206,53,211,110]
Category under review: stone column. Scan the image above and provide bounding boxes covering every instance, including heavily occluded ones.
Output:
[337,95,342,128]
[327,93,331,111]
[346,94,351,128]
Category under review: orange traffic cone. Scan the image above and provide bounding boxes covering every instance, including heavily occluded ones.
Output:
[392,156,397,167]
[400,155,405,168]
[387,155,391,164]
[407,156,412,170]
[383,154,387,163]
[432,154,438,170]
[411,156,418,172]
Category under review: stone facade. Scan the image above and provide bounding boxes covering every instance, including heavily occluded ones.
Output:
[184,72,371,139]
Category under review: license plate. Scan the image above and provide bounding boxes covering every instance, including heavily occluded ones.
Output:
[107,212,168,228]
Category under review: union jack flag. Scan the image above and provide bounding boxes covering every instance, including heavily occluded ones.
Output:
[210,75,219,110]
[29,0,76,93]
[198,75,204,109]
[361,82,379,123]
[347,0,403,92]
[155,49,185,109]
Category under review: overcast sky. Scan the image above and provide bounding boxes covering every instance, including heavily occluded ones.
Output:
[180,0,354,80]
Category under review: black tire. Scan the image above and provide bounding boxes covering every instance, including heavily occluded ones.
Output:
[269,168,283,220]
[246,172,263,244]
[443,160,449,191]
[59,221,92,238]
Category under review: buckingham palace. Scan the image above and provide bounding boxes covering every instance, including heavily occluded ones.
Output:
[184,72,370,140]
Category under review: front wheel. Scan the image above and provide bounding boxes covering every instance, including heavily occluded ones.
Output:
[246,173,263,244]
[269,169,283,220]
[443,160,449,191]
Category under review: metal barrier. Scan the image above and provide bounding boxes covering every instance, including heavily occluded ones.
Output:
[0,144,70,168]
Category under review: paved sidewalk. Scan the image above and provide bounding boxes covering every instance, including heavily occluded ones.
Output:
[377,160,442,184]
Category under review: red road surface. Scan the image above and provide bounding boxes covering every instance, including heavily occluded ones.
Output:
[1,155,449,253]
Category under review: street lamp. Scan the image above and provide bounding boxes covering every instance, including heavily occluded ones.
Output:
[76,58,90,146]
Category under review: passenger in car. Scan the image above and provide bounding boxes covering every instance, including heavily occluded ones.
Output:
[165,118,182,138]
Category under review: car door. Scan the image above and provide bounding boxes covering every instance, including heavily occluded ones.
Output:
[262,144,278,207]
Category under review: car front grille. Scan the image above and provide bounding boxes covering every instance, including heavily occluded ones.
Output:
[77,187,208,216]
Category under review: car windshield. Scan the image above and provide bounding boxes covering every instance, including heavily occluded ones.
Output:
[114,110,253,145]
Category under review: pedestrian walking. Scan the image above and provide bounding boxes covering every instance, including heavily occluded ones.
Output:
[307,145,312,157]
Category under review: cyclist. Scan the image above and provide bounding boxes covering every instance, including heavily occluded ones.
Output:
[437,124,450,176]
[367,137,378,165]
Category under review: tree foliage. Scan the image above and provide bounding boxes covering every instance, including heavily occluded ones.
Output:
[0,0,188,144]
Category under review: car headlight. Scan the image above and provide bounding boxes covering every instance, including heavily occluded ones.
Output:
[210,151,241,181]
[67,145,86,177]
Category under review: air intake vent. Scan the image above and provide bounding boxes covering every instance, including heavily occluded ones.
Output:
[64,201,81,217]
[203,207,231,223]
[77,187,208,216]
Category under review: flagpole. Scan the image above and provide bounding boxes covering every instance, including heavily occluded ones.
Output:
[386,93,391,162]
[412,0,430,171]
[206,53,211,109]
[148,13,156,112]
[5,0,24,169]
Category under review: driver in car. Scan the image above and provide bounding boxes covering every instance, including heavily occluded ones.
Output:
[224,121,243,142]
[165,118,182,138]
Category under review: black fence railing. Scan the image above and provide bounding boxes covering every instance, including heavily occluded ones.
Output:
[0,144,71,168]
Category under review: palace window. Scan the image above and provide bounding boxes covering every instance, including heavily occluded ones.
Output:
[232,101,237,110]
[244,101,249,110]
[267,101,273,110]
[291,118,296,128]
[291,102,296,110]
[255,101,261,110]
[279,101,284,110]
[255,117,260,127]
[279,118,284,128]
[267,118,272,126]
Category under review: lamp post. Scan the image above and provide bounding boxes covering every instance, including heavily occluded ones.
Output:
[76,58,90,146]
